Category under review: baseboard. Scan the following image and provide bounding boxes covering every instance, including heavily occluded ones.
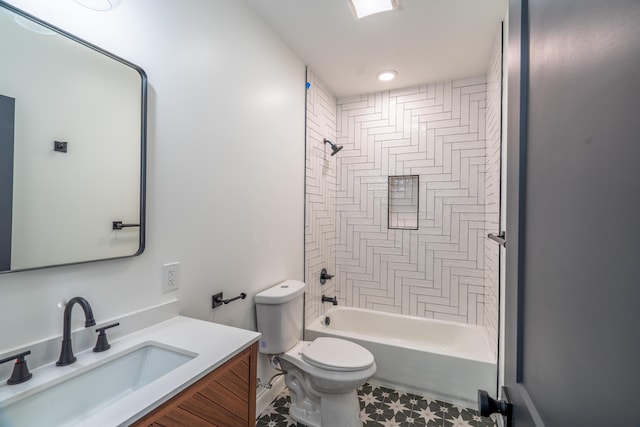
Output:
[255,375,286,418]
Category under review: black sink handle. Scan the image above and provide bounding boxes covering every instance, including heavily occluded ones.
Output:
[93,322,120,353]
[0,350,33,385]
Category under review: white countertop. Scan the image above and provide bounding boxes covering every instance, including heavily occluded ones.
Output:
[0,316,261,426]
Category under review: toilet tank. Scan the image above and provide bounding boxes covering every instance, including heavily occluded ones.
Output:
[255,280,306,354]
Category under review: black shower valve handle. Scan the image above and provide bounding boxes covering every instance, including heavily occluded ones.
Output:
[320,268,334,284]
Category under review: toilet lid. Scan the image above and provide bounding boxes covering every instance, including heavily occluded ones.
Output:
[301,337,374,372]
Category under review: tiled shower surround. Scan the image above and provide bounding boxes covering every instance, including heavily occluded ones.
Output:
[333,76,489,324]
[304,70,337,326]
[304,29,502,335]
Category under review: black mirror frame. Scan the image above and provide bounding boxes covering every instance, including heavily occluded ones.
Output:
[0,0,147,273]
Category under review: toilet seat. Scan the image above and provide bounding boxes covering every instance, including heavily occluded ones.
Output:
[301,337,374,372]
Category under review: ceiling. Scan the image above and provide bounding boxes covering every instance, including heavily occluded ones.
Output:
[246,0,508,98]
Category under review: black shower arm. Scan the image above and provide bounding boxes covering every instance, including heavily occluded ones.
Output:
[323,138,337,148]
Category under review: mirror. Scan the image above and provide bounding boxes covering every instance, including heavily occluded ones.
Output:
[0,2,146,273]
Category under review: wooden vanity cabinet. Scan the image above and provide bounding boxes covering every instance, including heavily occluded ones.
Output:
[131,342,257,427]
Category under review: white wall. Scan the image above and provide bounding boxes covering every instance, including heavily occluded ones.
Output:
[0,0,305,388]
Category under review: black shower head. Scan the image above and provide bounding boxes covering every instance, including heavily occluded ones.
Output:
[323,138,343,156]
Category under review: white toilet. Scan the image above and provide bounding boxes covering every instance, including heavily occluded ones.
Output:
[255,280,376,427]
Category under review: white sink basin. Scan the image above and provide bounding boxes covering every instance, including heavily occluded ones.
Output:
[0,342,195,426]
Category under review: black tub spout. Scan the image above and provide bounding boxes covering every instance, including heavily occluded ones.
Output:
[322,295,338,305]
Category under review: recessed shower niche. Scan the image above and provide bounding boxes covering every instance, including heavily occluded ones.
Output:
[388,175,419,230]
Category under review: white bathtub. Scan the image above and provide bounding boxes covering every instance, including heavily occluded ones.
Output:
[305,306,496,407]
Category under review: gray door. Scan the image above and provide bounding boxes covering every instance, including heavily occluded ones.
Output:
[504,0,640,425]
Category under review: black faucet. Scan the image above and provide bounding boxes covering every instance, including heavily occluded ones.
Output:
[322,295,338,305]
[56,297,96,366]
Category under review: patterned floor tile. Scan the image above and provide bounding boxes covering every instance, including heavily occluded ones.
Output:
[256,383,496,427]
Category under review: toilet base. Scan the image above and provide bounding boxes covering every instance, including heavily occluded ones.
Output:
[282,363,363,427]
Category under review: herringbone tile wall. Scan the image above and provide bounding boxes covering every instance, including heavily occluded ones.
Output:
[483,29,503,358]
[304,70,337,325]
[333,77,489,324]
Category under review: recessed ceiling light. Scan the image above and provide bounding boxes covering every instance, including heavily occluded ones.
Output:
[348,0,398,19]
[377,70,397,82]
